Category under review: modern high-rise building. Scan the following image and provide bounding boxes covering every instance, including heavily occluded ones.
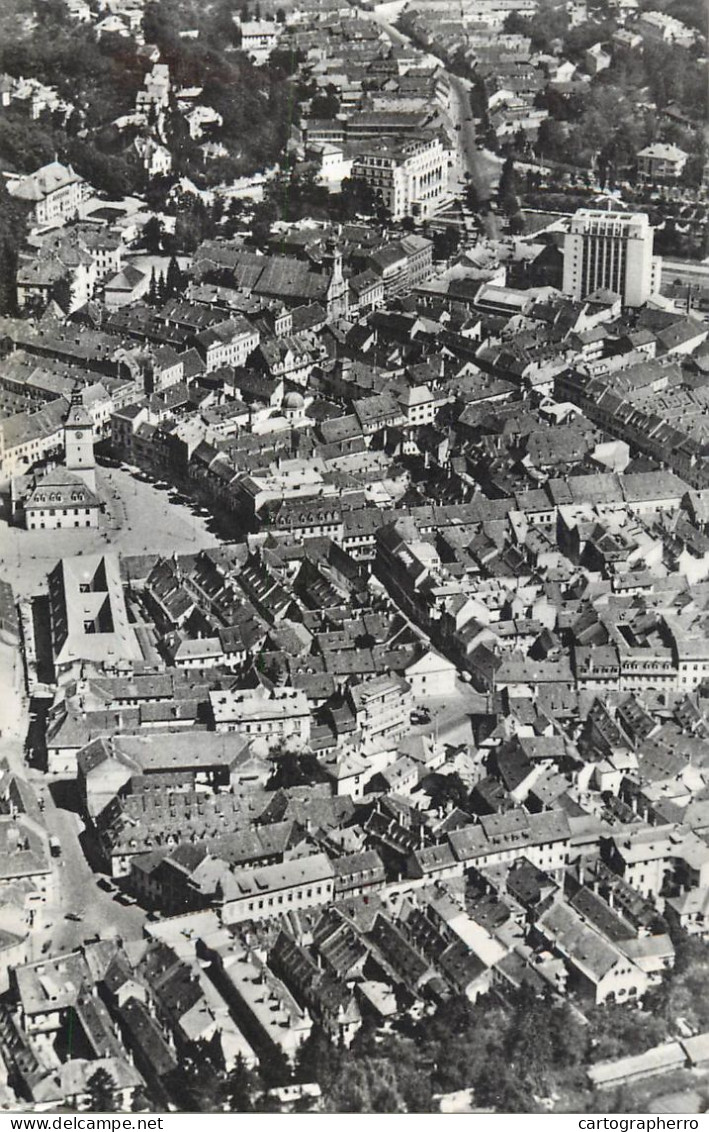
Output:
[562,209,662,307]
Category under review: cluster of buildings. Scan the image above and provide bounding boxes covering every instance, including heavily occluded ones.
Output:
[397,0,702,175]
[2,203,709,1096]
[1,0,709,1114]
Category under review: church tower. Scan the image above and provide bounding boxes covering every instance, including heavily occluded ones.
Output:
[64,384,96,492]
[323,236,349,318]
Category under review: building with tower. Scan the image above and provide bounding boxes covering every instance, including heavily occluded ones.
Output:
[10,387,101,530]
[64,385,97,493]
[562,208,662,307]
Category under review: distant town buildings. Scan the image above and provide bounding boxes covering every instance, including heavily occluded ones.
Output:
[3,0,709,1114]
[637,143,689,182]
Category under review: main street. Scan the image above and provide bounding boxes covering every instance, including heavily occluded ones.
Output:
[448,74,501,204]
[363,1,500,206]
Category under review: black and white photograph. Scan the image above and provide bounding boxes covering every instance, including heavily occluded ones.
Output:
[0,0,707,1117]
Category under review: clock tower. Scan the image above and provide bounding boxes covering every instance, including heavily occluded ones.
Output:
[64,385,96,493]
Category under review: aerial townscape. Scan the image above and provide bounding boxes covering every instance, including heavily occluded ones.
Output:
[0,0,709,1117]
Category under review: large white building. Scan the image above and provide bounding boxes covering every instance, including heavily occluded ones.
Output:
[47,553,143,678]
[351,135,448,221]
[7,162,87,229]
[209,685,311,749]
[562,209,662,307]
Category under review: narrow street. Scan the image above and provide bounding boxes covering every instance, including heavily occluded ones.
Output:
[0,631,146,959]
[35,791,146,957]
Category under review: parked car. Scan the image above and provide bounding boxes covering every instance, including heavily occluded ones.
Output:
[410,708,431,725]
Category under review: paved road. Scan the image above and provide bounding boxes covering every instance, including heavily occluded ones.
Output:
[360,3,499,224]
[410,680,487,745]
[33,790,146,957]
[448,75,499,204]
[0,463,228,960]
[0,639,147,959]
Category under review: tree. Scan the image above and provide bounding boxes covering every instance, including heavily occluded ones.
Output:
[535,118,568,162]
[310,85,340,119]
[526,0,570,51]
[474,1054,536,1113]
[432,225,460,261]
[498,156,520,216]
[563,19,614,61]
[339,176,377,220]
[268,748,321,790]
[165,254,184,297]
[259,1044,291,1090]
[681,134,707,189]
[86,1068,117,1113]
[294,1025,340,1087]
[503,10,531,34]
[171,196,215,254]
[164,1046,226,1112]
[224,1054,256,1112]
[250,199,280,245]
[0,240,19,316]
[268,45,304,76]
[147,267,158,306]
[586,1003,670,1064]
[51,272,73,315]
[142,216,164,255]
[509,211,526,235]
[505,986,557,1092]
[422,771,469,810]
[144,175,177,213]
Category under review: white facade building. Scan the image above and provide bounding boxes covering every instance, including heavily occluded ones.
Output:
[7,162,87,229]
[563,209,662,307]
[351,135,448,221]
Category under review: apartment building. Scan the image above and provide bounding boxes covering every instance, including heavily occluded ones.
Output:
[7,161,87,228]
[209,686,311,748]
[351,135,448,221]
